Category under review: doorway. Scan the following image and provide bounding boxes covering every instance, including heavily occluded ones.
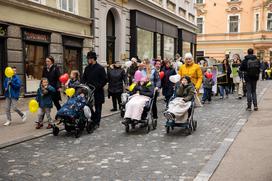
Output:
[106,10,116,65]
[0,38,5,96]
[63,47,82,74]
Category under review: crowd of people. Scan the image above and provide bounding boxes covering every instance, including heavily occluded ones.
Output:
[3,48,261,129]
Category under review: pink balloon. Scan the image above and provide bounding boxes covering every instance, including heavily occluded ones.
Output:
[134,70,142,82]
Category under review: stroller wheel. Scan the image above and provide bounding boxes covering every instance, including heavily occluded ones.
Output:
[120,110,125,118]
[75,128,81,138]
[186,125,193,135]
[86,122,94,134]
[193,120,197,131]
[146,124,150,133]
[52,125,60,136]
[125,124,129,133]
[166,126,170,134]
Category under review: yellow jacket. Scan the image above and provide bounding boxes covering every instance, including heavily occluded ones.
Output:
[178,63,203,90]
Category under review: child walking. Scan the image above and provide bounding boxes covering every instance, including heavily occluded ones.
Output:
[202,71,214,104]
[36,78,56,129]
[3,67,26,126]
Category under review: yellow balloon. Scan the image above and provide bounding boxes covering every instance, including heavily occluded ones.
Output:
[5,67,14,78]
[65,88,75,97]
[129,83,136,92]
[29,99,39,113]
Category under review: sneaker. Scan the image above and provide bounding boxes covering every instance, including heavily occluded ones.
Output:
[254,106,258,111]
[46,124,52,129]
[36,123,43,129]
[3,121,11,126]
[201,101,205,104]
[220,96,224,99]
[22,112,27,122]
[246,107,252,111]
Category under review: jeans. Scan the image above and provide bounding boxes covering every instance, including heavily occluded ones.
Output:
[202,88,212,102]
[5,98,24,121]
[111,93,121,110]
[38,108,53,124]
[246,80,257,108]
[219,85,229,97]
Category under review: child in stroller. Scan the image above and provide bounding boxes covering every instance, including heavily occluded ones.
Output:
[52,84,95,138]
[121,77,157,133]
[164,76,197,134]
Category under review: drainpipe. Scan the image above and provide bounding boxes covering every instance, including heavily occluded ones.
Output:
[91,0,95,51]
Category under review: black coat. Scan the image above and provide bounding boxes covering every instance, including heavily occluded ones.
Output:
[240,54,260,81]
[107,67,127,94]
[82,63,107,104]
[42,64,61,101]
[161,67,176,98]
[131,83,154,98]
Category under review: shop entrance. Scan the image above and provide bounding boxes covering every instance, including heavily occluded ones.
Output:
[24,42,48,93]
[63,47,82,74]
[0,38,5,96]
[106,10,116,65]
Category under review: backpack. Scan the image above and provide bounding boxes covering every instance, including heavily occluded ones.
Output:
[247,58,260,78]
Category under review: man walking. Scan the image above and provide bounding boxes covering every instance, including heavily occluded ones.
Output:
[240,48,260,111]
[82,51,107,128]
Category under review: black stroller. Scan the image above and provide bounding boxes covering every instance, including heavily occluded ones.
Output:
[52,84,95,138]
[121,90,158,133]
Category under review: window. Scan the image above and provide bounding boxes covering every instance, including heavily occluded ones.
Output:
[229,15,239,33]
[58,0,77,14]
[196,0,204,4]
[137,28,154,60]
[179,8,186,18]
[164,36,175,59]
[182,42,191,57]
[31,0,46,5]
[189,13,195,23]
[267,13,272,31]
[255,13,259,32]
[157,34,161,57]
[197,17,204,33]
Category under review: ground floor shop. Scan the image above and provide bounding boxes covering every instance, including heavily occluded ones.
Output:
[0,22,92,97]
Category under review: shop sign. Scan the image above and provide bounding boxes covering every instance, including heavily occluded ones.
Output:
[23,30,50,42]
[0,26,7,37]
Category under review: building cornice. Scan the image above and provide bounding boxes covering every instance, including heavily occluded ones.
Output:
[0,0,92,25]
[197,30,272,37]
[197,38,272,45]
[136,0,198,32]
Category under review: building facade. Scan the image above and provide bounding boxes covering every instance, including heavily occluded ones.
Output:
[0,0,93,96]
[94,0,197,65]
[196,0,272,61]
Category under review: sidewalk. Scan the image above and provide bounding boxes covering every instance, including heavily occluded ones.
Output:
[0,96,119,148]
[210,86,272,180]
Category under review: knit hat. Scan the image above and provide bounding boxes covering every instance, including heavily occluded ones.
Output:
[184,52,193,59]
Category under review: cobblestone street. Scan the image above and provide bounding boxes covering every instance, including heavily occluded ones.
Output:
[0,81,269,181]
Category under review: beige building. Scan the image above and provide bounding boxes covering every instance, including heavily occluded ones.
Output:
[196,0,272,61]
[0,0,93,96]
[94,0,197,65]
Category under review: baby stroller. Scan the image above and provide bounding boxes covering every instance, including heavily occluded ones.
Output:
[163,75,197,135]
[52,84,95,138]
[121,90,158,133]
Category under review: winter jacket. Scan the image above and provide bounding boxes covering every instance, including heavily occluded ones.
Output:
[107,66,127,94]
[203,78,214,89]
[131,82,154,98]
[174,82,195,102]
[178,63,203,90]
[42,64,61,101]
[161,66,176,98]
[68,79,81,88]
[240,54,261,81]
[36,85,56,108]
[150,68,161,88]
[82,63,107,104]
[3,75,22,100]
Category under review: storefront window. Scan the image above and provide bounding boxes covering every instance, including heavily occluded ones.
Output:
[164,36,174,59]
[25,44,48,93]
[137,28,153,60]
[63,47,81,74]
[157,34,161,57]
[182,41,191,57]
[0,38,5,96]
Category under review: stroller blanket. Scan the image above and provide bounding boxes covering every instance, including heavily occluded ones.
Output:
[57,95,87,119]
[167,97,191,122]
[124,94,150,121]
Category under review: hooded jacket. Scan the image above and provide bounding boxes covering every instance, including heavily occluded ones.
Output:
[240,54,260,81]
[36,85,56,108]
[178,63,203,90]
[174,82,195,102]
[4,75,21,100]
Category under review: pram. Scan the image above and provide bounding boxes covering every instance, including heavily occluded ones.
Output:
[163,75,197,135]
[52,84,95,138]
[121,90,157,133]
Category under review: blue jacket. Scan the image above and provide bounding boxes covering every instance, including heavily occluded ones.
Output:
[3,75,22,100]
[36,85,56,108]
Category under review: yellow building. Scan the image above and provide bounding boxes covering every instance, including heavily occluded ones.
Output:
[0,0,93,96]
[196,0,272,61]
